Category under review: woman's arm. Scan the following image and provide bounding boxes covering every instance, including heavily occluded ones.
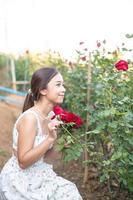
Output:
[17,113,54,169]
[44,144,61,160]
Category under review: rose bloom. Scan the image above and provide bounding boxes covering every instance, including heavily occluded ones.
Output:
[80,56,86,61]
[79,41,84,45]
[53,106,83,128]
[115,60,128,71]
[96,41,101,48]
[53,106,64,115]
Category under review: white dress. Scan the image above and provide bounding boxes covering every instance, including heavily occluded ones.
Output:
[0,110,83,200]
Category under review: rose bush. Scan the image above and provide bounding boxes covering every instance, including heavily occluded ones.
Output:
[58,36,133,193]
[76,37,133,193]
[4,33,133,195]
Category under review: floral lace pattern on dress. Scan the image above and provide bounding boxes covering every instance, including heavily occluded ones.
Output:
[0,110,83,200]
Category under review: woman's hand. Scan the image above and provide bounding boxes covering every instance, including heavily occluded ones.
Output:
[47,118,63,141]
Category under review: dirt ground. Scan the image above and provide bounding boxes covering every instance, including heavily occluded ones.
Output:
[0,101,132,200]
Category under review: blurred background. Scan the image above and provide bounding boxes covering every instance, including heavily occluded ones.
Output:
[0,1,133,199]
[0,0,133,58]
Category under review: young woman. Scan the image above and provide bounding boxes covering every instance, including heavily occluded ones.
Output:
[0,67,83,200]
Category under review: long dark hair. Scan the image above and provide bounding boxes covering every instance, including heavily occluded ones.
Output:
[22,67,58,112]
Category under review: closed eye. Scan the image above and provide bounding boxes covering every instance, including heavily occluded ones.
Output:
[56,83,62,87]
[56,82,66,88]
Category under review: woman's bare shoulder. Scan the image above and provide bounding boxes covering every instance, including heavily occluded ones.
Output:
[17,110,37,129]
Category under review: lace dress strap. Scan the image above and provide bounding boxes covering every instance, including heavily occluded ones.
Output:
[15,110,43,136]
[28,110,43,135]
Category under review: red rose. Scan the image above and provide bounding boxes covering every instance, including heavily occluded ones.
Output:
[96,41,101,48]
[53,106,83,128]
[115,60,128,71]
[53,106,64,115]
[80,56,86,61]
[67,113,83,128]
[79,41,84,45]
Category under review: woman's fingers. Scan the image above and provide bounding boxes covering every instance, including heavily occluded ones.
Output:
[47,111,55,120]
[47,118,63,140]
[48,119,62,130]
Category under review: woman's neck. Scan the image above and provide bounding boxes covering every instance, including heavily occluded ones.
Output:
[34,101,53,118]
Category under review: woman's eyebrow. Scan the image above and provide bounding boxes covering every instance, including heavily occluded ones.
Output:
[56,80,64,83]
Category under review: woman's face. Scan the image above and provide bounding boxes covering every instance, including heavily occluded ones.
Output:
[43,73,66,104]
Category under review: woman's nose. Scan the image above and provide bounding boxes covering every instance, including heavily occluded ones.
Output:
[62,85,66,92]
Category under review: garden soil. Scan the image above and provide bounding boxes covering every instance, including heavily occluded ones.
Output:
[0,101,131,200]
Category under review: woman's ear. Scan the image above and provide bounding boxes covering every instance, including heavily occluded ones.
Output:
[40,89,47,96]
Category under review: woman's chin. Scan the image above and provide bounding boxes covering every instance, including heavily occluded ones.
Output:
[56,100,64,104]
[53,97,64,105]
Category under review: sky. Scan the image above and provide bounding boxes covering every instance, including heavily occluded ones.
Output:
[0,0,133,59]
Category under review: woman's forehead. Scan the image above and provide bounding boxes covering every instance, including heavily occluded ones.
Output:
[51,73,63,82]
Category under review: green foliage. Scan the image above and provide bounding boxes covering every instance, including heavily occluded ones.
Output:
[56,122,84,163]
[52,37,133,193]
[1,35,133,193]
[57,135,83,163]
[63,64,88,119]
[81,38,133,192]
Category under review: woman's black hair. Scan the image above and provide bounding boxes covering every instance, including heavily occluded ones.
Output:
[22,67,58,112]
